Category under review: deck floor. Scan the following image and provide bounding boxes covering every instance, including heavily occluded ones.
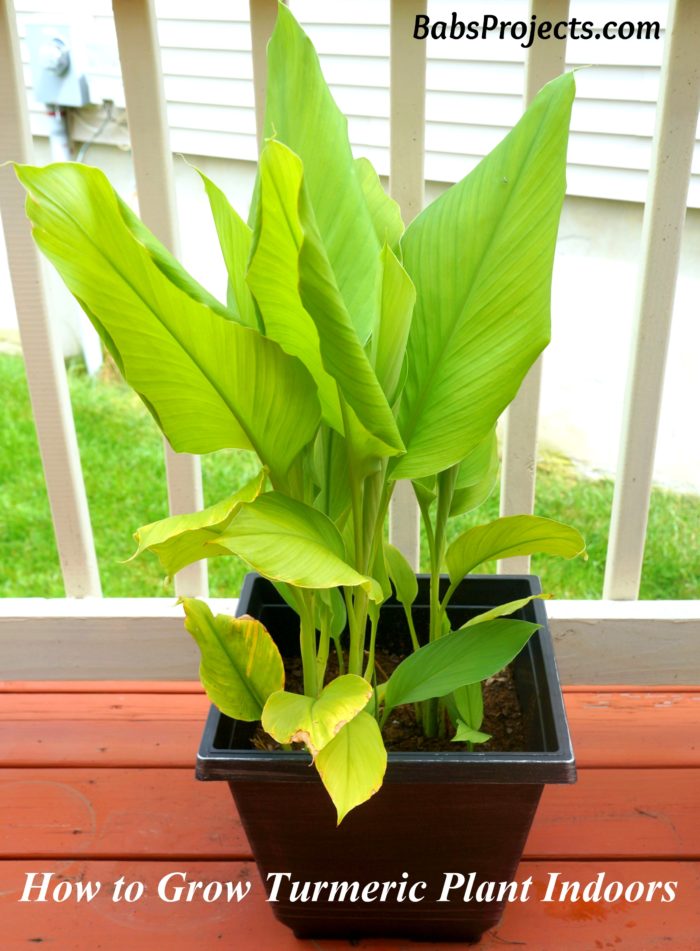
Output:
[1,682,698,949]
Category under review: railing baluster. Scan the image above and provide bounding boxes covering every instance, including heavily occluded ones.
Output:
[498,0,569,574]
[388,0,427,569]
[0,0,101,597]
[604,0,700,599]
[113,0,207,598]
[499,0,570,575]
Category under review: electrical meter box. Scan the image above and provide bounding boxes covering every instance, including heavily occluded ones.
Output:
[25,23,90,107]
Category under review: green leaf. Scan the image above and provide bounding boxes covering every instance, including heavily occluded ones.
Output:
[371,245,415,404]
[261,674,372,757]
[452,721,491,745]
[384,542,418,608]
[383,619,539,714]
[196,168,257,328]
[412,475,436,508]
[182,598,284,721]
[265,4,381,343]
[317,587,348,639]
[16,162,321,477]
[130,470,265,577]
[215,491,382,600]
[452,681,484,731]
[450,431,499,517]
[462,593,550,628]
[355,157,404,252]
[455,429,498,490]
[247,143,342,432]
[371,543,392,605]
[249,140,404,457]
[312,427,351,522]
[115,195,231,320]
[446,514,586,584]
[315,711,387,824]
[393,73,575,478]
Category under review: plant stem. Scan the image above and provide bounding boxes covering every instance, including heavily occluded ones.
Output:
[332,633,345,675]
[403,603,420,652]
[344,587,363,677]
[292,589,318,697]
[316,607,331,687]
[363,603,380,681]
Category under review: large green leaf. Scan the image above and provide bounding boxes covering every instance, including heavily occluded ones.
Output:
[315,711,387,824]
[196,168,257,328]
[215,492,382,599]
[115,195,230,320]
[355,157,404,252]
[383,618,539,715]
[249,141,404,457]
[246,141,342,431]
[446,514,586,584]
[182,598,284,721]
[265,4,380,342]
[130,470,265,577]
[16,163,321,477]
[261,674,372,757]
[371,245,415,405]
[393,73,575,479]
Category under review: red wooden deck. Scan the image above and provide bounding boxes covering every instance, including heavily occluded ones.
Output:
[1,682,698,949]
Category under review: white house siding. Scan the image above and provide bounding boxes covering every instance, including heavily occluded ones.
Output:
[3,0,699,492]
[10,0,700,204]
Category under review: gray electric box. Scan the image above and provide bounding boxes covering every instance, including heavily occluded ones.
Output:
[25,23,90,107]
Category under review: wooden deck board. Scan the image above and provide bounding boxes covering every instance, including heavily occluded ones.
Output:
[0,767,698,861]
[1,683,698,948]
[1,690,698,767]
[1,860,697,950]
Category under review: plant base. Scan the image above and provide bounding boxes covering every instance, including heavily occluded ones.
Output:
[197,574,575,941]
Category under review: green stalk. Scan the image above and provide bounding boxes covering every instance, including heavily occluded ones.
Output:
[291,589,318,697]
[403,603,420,653]
[416,492,438,735]
[363,602,380,681]
[344,587,363,677]
[316,605,331,687]
[332,632,345,675]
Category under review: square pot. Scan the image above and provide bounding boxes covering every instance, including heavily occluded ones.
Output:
[196,573,575,941]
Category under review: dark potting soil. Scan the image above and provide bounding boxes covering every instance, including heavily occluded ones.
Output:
[253,648,527,754]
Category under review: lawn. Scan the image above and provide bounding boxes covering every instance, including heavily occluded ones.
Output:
[2,353,698,600]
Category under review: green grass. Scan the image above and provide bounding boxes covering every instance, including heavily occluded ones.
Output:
[2,353,698,600]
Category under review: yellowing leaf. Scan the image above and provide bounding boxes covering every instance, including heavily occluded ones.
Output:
[215,492,383,600]
[261,674,372,757]
[182,599,284,721]
[131,470,265,577]
[315,711,387,824]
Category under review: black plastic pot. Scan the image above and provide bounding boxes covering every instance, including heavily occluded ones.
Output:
[196,573,575,941]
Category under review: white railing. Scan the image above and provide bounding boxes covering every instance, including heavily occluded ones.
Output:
[0,0,698,683]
